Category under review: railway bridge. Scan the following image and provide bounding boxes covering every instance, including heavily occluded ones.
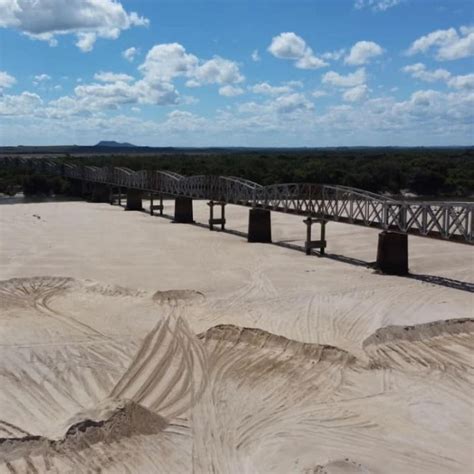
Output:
[2,157,472,276]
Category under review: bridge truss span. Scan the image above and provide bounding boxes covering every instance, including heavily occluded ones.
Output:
[1,157,472,244]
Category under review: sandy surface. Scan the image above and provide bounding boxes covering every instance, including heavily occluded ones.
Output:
[0,198,473,473]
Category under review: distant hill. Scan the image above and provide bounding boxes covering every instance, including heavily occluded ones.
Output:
[95,141,137,148]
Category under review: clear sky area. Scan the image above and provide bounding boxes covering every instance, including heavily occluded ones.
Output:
[0,0,473,147]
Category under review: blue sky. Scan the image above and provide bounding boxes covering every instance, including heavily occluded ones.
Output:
[0,0,473,146]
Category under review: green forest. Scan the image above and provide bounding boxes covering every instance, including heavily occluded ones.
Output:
[1,147,473,198]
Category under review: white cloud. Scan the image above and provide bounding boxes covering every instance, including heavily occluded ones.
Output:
[190,56,244,87]
[354,0,402,11]
[407,26,474,61]
[448,73,474,90]
[33,73,51,82]
[251,49,260,62]
[343,84,369,102]
[321,49,346,61]
[345,41,384,65]
[402,63,451,82]
[402,63,474,90]
[0,70,17,90]
[139,43,199,82]
[250,82,293,96]
[273,93,314,114]
[122,46,139,62]
[139,44,244,89]
[268,32,328,69]
[94,71,134,83]
[0,91,42,115]
[218,85,244,97]
[0,0,149,51]
[322,68,367,87]
[311,90,327,99]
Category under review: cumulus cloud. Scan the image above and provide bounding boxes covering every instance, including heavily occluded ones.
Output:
[218,85,244,97]
[251,49,260,62]
[354,0,402,11]
[33,73,51,82]
[139,43,199,82]
[343,84,369,102]
[402,63,451,82]
[402,63,473,90]
[345,41,384,65]
[0,91,42,115]
[0,71,17,90]
[190,57,244,87]
[122,46,139,62]
[322,68,367,87]
[138,43,244,90]
[448,73,474,90]
[407,26,474,61]
[94,71,134,82]
[250,82,293,96]
[0,0,149,51]
[268,32,328,69]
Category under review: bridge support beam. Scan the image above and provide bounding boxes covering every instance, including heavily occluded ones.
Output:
[150,193,164,216]
[376,231,408,275]
[248,209,272,243]
[174,197,194,223]
[90,183,110,203]
[125,188,143,211]
[304,218,327,255]
[208,201,226,231]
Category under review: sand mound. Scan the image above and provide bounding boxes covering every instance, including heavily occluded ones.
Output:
[0,400,166,464]
[363,318,474,370]
[199,324,357,365]
[152,289,205,306]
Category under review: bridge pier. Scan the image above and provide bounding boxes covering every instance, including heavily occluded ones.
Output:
[125,188,143,211]
[248,209,272,243]
[303,218,327,255]
[90,183,110,203]
[150,193,164,216]
[208,201,226,230]
[376,231,408,275]
[174,197,194,223]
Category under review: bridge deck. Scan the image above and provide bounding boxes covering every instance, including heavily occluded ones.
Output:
[2,158,472,244]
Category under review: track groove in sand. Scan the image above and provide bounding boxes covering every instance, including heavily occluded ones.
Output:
[1,201,473,473]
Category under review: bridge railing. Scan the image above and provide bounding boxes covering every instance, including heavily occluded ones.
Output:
[1,157,472,243]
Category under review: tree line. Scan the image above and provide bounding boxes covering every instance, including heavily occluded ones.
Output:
[0,147,472,198]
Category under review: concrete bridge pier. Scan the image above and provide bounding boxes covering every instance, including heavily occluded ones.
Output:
[174,197,194,223]
[376,231,408,275]
[150,194,164,216]
[90,183,110,203]
[208,201,226,230]
[303,218,327,255]
[125,188,143,211]
[248,208,272,243]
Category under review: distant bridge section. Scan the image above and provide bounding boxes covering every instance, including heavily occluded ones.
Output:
[1,156,472,275]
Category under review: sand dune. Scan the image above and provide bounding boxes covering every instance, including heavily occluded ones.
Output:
[0,200,473,473]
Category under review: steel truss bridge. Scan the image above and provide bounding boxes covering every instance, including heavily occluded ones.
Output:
[1,157,472,244]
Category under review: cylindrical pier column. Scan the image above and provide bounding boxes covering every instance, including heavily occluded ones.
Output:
[248,209,272,243]
[174,197,194,223]
[125,188,143,211]
[376,231,408,275]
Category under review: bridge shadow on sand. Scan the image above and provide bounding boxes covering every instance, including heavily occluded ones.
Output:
[149,209,473,294]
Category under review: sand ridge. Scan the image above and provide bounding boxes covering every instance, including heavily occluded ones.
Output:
[0,200,473,473]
